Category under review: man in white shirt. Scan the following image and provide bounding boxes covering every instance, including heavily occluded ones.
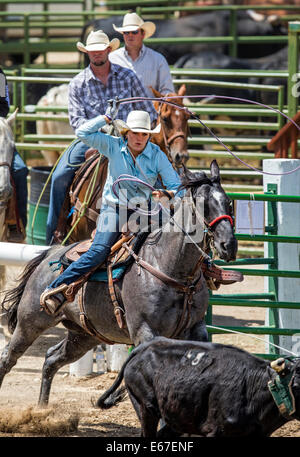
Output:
[109,12,174,98]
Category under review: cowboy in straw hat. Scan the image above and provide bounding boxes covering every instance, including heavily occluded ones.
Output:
[109,13,174,98]
[113,12,156,39]
[40,107,182,314]
[45,29,157,246]
[76,29,120,53]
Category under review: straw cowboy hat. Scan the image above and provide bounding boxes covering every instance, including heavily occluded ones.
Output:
[77,30,120,53]
[113,13,156,40]
[120,110,161,135]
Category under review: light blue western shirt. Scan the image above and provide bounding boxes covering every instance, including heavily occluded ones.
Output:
[75,115,183,207]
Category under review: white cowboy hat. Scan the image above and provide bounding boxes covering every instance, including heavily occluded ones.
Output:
[76,30,120,53]
[113,13,156,40]
[121,111,161,135]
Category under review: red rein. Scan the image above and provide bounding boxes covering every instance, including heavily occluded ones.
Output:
[209,215,234,228]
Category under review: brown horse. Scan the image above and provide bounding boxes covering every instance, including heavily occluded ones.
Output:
[54,85,190,244]
[151,84,190,168]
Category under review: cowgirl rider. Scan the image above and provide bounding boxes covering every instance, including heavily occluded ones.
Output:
[40,103,183,314]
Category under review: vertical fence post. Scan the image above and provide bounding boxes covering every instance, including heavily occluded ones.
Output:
[43,2,49,66]
[263,159,300,355]
[277,85,285,130]
[288,21,300,119]
[206,290,213,342]
[265,183,279,355]
[24,14,30,68]
[229,9,237,58]
[20,69,27,163]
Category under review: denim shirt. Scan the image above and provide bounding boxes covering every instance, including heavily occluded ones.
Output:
[75,115,183,207]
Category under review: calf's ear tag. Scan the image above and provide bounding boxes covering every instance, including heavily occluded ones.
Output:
[271,358,285,374]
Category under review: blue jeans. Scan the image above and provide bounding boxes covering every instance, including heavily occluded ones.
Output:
[49,204,134,289]
[11,148,28,229]
[46,139,89,245]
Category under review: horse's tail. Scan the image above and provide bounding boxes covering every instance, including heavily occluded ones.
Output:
[1,249,50,334]
[96,341,153,410]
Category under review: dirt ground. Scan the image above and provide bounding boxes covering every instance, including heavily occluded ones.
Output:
[0,265,299,438]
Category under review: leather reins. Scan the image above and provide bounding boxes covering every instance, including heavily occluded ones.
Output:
[123,241,206,339]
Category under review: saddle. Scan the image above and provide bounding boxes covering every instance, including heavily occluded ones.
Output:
[53,150,108,244]
[59,229,242,308]
[57,226,150,329]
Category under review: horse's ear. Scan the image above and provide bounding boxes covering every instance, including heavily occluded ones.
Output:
[178,84,186,97]
[210,160,220,183]
[151,87,162,98]
[7,108,18,127]
[151,87,163,110]
[181,163,194,179]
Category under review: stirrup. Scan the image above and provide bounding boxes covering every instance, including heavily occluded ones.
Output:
[40,284,68,315]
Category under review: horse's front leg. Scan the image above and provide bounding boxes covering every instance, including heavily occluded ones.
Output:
[0,319,46,388]
[130,321,158,347]
[38,330,99,406]
[184,319,209,342]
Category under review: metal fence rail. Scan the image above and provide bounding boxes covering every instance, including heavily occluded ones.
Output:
[7,68,287,176]
[206,190,300,360]
[2,2,300,65]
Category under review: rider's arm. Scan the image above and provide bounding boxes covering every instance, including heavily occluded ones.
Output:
[68,81,88,131]
[75,114,118,159]
[156,147,184,198]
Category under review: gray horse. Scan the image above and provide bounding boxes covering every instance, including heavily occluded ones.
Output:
[0,161,237,406]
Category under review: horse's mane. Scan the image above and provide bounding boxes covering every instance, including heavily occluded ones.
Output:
[178,170,212,193]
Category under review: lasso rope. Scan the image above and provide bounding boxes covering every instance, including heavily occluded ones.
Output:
[112,174,212,258]
[117,94,300,176]
[29,139,80,245]
[30,140,96,245]
[112,174,162,216]
[206,324,298,357]
[31,92,299,244]
[61,153,103,246]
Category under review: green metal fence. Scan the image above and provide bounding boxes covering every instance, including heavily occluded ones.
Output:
[2,2,300,67]
[6,67,285,193]
[206,189,300,360]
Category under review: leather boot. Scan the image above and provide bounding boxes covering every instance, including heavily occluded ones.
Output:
[40,284,68,315]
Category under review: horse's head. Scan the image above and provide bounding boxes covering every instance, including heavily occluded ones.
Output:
[0,111,17,204]
[151,85,190,169]
[180,160,237,262]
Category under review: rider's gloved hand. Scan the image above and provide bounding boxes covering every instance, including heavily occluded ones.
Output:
[105,97,120,122]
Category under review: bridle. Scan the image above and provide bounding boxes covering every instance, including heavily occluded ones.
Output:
[209,214,234,228]
[157,102,188,163]
[187,188,234,258]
